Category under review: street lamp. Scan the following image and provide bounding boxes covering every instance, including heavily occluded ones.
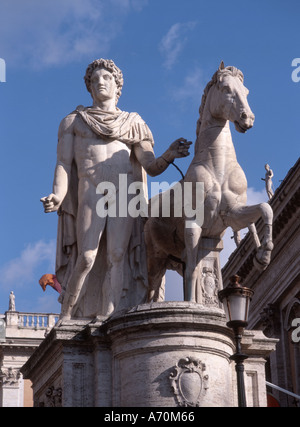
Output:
[218,275,254,408]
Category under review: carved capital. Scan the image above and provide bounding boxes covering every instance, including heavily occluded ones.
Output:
[0,368,21,386]
[46,386,62,407]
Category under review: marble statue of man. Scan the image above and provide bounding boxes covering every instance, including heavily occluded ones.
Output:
[41,59,191,322]
[262,164,274,200]
[9,291,16,311]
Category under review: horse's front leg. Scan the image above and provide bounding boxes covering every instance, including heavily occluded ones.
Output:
[147,257,167,303]
[259,203,273,246]
[252,203,274,271]
[228,202,274,271]
[184,220,202,302]
[248,223,261,248]
[248,222,273,269]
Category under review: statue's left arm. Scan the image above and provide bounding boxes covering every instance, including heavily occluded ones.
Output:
[134,138,192,177]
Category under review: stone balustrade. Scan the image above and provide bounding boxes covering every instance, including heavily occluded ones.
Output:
[17,313,59,329]
[5,310,59,331]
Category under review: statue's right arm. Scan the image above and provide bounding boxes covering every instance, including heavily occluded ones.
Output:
[54,115,76,199]
[41,114,76,213]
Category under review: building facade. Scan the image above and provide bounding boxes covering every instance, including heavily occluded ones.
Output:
[0,300,59,407]
[222,158,300,407]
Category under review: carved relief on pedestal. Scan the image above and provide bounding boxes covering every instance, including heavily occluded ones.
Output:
[170,357,209,407]
[201,266,220,307]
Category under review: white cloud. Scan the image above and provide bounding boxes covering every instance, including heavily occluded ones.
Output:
[129,0,149,12]
[0,240,56,290]
[159,22,197,70]
[172,67,204,102]
[0,0,147,68]
[246,187,268,205]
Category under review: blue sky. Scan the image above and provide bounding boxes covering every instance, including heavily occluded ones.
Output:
[0,0,299,314]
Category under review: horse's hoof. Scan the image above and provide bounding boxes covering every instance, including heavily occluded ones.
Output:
[265,241,274,251]
[147,290,155,303]
[253,242,274,271]
[253,255,268,271]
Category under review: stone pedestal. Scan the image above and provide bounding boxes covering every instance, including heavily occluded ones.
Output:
[21,303,277,407]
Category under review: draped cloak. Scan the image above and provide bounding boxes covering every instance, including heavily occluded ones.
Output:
[55,106,154,318]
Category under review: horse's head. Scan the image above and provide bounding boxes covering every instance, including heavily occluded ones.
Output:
[209,61,255,133]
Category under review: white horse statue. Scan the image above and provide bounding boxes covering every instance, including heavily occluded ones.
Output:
[145,62,274,303]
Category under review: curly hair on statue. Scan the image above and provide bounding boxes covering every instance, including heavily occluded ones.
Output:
[84,59,124,104]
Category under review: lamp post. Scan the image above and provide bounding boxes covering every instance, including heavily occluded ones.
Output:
[218,275,254,408]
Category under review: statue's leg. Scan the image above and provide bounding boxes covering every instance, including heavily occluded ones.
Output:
[60,192,107,321]
[105,215,134,315]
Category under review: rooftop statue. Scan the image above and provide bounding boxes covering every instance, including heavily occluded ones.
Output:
[261,164,275,200]
[8,291,16,312]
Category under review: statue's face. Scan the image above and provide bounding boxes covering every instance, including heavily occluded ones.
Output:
[90,67,117,104]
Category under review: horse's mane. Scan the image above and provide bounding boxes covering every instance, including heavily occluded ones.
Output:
[196,66,244,139]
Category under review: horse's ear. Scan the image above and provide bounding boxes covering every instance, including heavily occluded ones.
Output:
[219,60,225,70]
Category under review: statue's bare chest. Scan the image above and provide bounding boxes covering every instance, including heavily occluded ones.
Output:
[72,117,133,183]
[73,117,132,160]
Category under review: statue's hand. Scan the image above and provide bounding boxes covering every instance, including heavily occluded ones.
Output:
[40,194,62,213]
[168,138,192,160]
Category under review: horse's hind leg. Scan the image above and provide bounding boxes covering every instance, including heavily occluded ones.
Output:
[184,221,202,302]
